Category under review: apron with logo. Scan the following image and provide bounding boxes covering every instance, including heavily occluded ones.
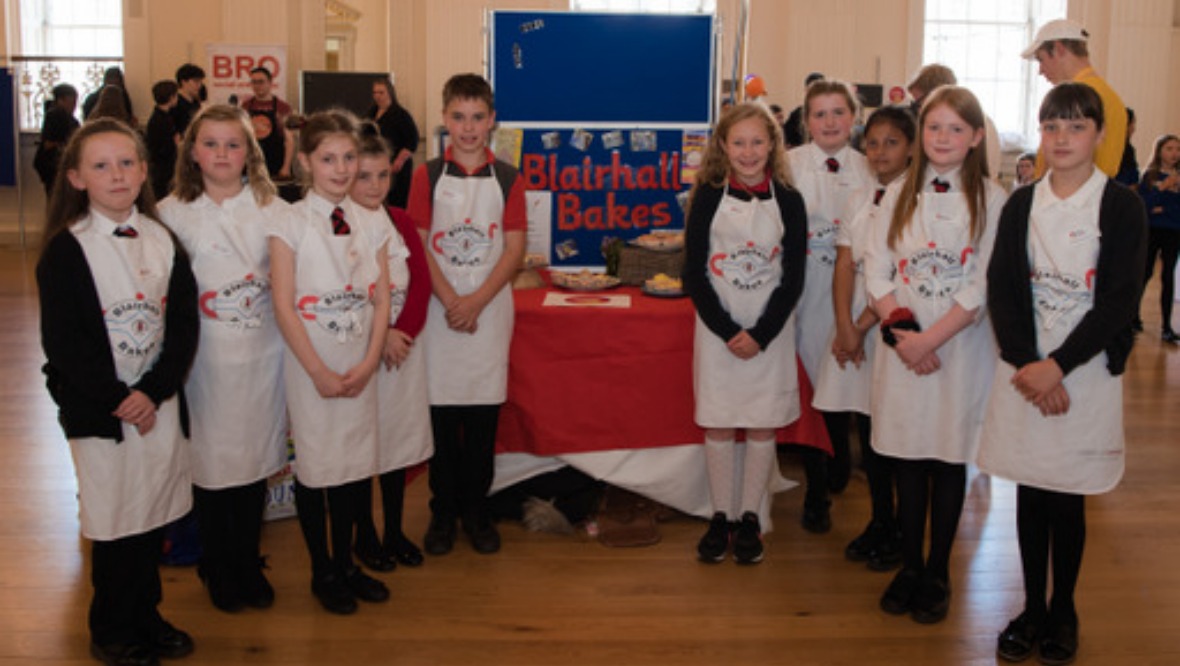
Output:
[694,187,799,428]
[423,166,514,405]
[69,213,192,540]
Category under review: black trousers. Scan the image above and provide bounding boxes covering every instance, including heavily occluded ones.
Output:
[428,404,500,524]
[90,527,166,646]
[193,480,267,580]
[1144,226,1179,331]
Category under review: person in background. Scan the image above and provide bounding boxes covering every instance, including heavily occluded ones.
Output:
[145,80,180,200]
[1138,133,1180,343]
[349,122,432,573]
[87,85,132,125]
[783,72,824,149]
[240,67,294,180]
[82,66,136,126]
[1115,108,1139,190]
[172,64,206,137]
[682,103,806,565]
[159,105,290,614]
[980,82,1147,666]
[368,77,420,210]
[866,86,1006,625]
[37,118,199,666]
[1023,18,1127,178]
[33,83,80,195]
[770,103,786,128]
[1015,152,1037,188]
[408,74,526,557]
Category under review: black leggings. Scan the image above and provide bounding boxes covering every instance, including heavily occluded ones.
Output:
[294,477,365,577]
[193,480,267,578]
[355,469,407,550]
[1016,485,1086,620]
[894,459,965,580]
[855,418,897,528]
[1143,226,1179,331]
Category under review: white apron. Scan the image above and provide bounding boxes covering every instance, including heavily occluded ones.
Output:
[979,172,1123,494]
[788,145,872,382]
[282,196,384,488]
[868,186,999,463]
[160,193,287,489]
[423,166,514,405]
[69,212,192,540]
[377,216,434,472]
[694,187,800,429]
[812,195,880,414]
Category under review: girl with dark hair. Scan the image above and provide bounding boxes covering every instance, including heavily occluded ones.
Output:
[367,77,420,209]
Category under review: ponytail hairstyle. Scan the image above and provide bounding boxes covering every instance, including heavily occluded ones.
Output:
[172,104,276,205]
[690,102,791,204]
[887,85,989,250]
[43,119,157,247]
[357,120,393,160]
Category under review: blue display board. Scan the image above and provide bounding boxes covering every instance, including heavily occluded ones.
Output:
[490,11,714,125]
[0,69,15,187]
[511,127,698,267]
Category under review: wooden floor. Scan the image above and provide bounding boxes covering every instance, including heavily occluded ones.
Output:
[1,246,1178,666]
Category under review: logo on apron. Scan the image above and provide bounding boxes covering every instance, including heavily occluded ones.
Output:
[898,244,970,300]
[107,295,164,358]
[806,221,838,267]
[710,243,781,291]
[199,273,271,329]
[298,287,371,341]
[1032,268,1095,331]
[432,220,497,267]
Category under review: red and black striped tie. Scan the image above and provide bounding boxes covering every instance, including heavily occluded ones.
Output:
[931,178,950,193]
[825,157,840,173]
[113,225,138,238]
[331,206,351,236]
[873,187,886,205]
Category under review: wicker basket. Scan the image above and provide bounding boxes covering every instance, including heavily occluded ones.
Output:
[616,246,685,286]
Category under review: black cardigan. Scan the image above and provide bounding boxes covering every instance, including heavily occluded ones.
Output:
[682,181,807,349]
[986,179,1147,377]
[37,225,199,441]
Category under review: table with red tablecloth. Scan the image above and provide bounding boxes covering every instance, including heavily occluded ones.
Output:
[492,278,830,526]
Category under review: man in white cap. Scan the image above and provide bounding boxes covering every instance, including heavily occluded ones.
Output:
[1023,18,1127,177]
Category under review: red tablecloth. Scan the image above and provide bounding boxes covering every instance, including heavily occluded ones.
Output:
[496,280,831,456]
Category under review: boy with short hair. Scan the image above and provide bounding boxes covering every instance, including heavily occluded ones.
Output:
[172,63,206,136]
[146,80,180,200]
[407,73,526,556]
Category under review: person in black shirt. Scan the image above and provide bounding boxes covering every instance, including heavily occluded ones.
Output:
[172,63,205,137]
[146,80,181,200]
[33,84,80,195]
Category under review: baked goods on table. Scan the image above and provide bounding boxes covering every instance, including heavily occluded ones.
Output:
[630,230,685,252]
[644,273,683,294]
[550,269,622,291]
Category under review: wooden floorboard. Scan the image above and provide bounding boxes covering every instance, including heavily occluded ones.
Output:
[2,247,1178,665]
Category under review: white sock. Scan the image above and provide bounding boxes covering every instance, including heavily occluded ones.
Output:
[739,436,776,517]
[704,435,735,518]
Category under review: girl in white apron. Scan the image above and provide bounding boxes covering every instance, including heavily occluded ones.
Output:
[349,124,433,572]
[813,106,914,572]
[682,103,807,565]
[159,105,288,613]
[37,119,199,665]
[786,80,875,530]
[406,74,526,557]
[268,110,392,615]
[863,86,1006,625]
[982,83,1148,666]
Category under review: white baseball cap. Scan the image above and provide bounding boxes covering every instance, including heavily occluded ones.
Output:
[1021,19,1089,59]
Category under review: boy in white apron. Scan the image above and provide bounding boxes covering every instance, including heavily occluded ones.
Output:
[407,74,526,556]
[981,83,1147,665]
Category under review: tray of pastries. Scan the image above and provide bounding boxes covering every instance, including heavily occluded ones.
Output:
[550,269,622,292]
[629,230,685,252]
[642,273,685,298]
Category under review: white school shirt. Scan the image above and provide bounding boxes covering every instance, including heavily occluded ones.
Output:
[377,209,433,473]
[423,164,514,405]
[268,193,390,488]
[159,191,289,489]
[787,143,874,383]
[863,167,1005,463]
[68,210,192,540]
[812,177,897,414]
[693,185,800,429]
[978,169,1124,494]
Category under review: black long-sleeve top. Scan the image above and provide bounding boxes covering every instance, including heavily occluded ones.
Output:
[37,226,199,441]
[986,179,1147,377]
[683,181,808,350]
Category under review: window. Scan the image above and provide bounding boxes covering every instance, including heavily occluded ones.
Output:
[570,0,715,13]
[923,0,1066,148]
[15,0,123,130]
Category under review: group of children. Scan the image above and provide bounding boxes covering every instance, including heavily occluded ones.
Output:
[37,73,520,665]
[683,80,1147,666]
[37,62,1152,666]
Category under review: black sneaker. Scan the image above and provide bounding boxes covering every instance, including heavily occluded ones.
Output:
[866,531,903,572]
[996,610,1044,662]
[143,620,194,660]
[423,515,457,556]
[845,520,884,562]
[311,571,357,615]
[464,517,502,554]
[696,512,731,563]
[880,567,922,615]
[802,499,832,534]
[732,512,764,565]
[387,533,425,567]
[1038,609,1079,666]
[910,572,951,624]
[344,566,390,603]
